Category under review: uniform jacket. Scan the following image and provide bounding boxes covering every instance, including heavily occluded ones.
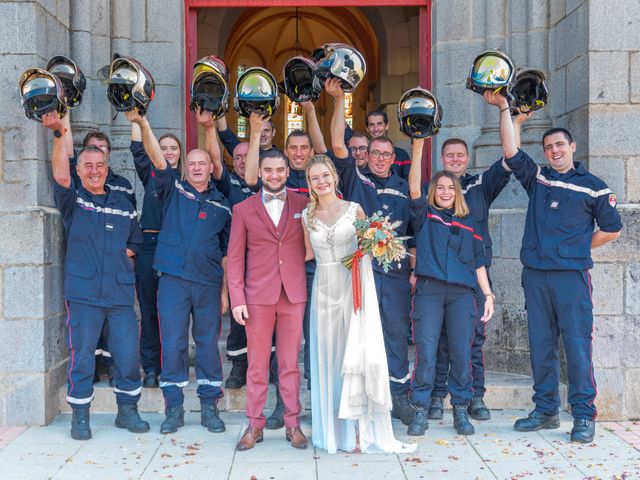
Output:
[54,178,142,307]
[152,166,231,285]
[130,140,168,230]
[215,164,260,207]
[227,189,308,307]
[410,195,486,289]
[506,149,622,271]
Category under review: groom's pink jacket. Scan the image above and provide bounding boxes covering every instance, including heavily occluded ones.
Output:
[227,189,309,307]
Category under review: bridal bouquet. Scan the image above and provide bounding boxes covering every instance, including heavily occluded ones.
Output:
[342,211,410,312]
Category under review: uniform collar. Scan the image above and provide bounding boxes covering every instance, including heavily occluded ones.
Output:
[547,161,586,179]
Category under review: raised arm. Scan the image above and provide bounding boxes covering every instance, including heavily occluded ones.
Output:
[325,78,348,159]
[301,101,327,154]
[408,137,425,200]
[483,91,518,159]
[216,114,241,156]
[197,109,223,180]
[42,111,71,187]
[244,113,268,186]
[125,110,166,170]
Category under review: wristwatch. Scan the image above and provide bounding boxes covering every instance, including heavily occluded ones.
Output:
[53,130,63,138]
[485,292,496,300]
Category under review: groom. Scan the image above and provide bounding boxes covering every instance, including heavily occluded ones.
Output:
[227,149,310,451]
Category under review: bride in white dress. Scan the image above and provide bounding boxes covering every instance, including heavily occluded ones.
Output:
[302,155,416,454]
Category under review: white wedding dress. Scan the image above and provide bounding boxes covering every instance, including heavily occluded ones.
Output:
[304,202,416,454]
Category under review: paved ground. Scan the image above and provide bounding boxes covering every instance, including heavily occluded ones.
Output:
[0,410,639,480]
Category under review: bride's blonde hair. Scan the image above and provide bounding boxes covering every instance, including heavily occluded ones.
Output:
[304,154,340,230]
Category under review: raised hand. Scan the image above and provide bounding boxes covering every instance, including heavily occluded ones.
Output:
[125,109,146,125]
[324,77,344,99]
[41,111,65,132]
[196,109,215,128]
[483,90,509,109]
[249,112,269,135]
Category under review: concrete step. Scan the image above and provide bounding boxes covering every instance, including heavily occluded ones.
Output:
[59,370,566,414]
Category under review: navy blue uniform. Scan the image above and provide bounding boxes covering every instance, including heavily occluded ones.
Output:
[215,165,260,365]
[507,149,622,420]
[333,153,414,395]
[55,177,143,408]
[218,127,278,157]
[409,195,486,407]
[433,159,511,400]
[130,141,169,377]
[71,151,136,371]
[153,166,232,408]
[344,126,410,179]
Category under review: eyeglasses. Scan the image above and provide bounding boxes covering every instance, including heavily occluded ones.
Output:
[369,150,394,160]
[349,146,368,154]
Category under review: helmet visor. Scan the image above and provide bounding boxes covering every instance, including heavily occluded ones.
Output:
[21,75,60,118]
[110,65,138,85]
[470,55,512,88]
[49,63,75,81]
[238,72,275,100]
[193,60,226,83]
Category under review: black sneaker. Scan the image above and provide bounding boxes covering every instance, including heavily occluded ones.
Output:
[514,410,560,432]
[570,418,595,444]
[467,397,491,421]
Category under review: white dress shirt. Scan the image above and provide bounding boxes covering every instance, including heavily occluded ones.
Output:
[262,188,286,226]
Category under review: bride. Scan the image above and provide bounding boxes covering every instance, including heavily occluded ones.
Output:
[302,154,416,454]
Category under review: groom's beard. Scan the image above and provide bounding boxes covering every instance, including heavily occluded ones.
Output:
[261,180,287,194]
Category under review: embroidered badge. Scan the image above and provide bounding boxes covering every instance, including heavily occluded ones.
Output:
[608,194,617,207]
[105,223,114,231]
[550,201,559,209]
[199,211,207,220]
[383,204,389,210]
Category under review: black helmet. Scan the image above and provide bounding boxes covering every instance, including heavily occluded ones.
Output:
[190,55,229,118]
[510,68,548,115]
[282,56,320,103]
[18,68,67,122]
[397,87,442,138]
[314,43,366,93]
[466,50,515,96]
[46,55,86,108]
[100,54,155,115]
[233,67,280,118]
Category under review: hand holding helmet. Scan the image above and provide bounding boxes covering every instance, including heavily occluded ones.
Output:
[234,67,280,118]
[510,68,548,115]
[397,87,443,139]
[466,50,515,97]
[190,55,230,118]
[314,43,366,93]
[18,68,68,122]
[99,54,155,115]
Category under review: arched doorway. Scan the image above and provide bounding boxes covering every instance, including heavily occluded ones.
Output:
[222,7,379,149]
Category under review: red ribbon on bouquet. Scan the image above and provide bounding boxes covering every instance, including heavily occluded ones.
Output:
[351,248,364,313]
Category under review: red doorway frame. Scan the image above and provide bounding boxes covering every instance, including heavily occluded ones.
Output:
[184,0,432,178]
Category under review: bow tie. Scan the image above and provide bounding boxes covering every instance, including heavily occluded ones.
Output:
[265,191,286,202]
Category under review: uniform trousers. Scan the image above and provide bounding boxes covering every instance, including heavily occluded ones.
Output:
[65,301,141,407]
[157,274,223,407]
[522,267,597,420]
[373,271,412,395]
[135,232,161,375]
[410,277,475,408]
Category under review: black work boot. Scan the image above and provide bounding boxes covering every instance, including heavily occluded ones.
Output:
[160,405,185,434]
[115,404,150,433]
[265,388,285,430]
[514,410,560,432]
[392,393,416,426]
[570,418,595,444]
[225,361,248,389]
[468,396,491,421]
[143,371,159,388]
[453,404,475,435]
[201,402,226,433]
[428,396,444,420]
[71,407,92,440]
[407,406,429,436]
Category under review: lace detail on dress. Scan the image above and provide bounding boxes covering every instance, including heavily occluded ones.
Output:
[305,202,359,265]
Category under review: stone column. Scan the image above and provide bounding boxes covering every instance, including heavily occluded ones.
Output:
[0,0,69,425]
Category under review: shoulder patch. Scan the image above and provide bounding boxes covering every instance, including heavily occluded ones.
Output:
[608,193,617,208]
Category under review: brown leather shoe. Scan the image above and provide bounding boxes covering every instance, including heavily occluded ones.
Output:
[236,427,264,451]
[285,426,308,449]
